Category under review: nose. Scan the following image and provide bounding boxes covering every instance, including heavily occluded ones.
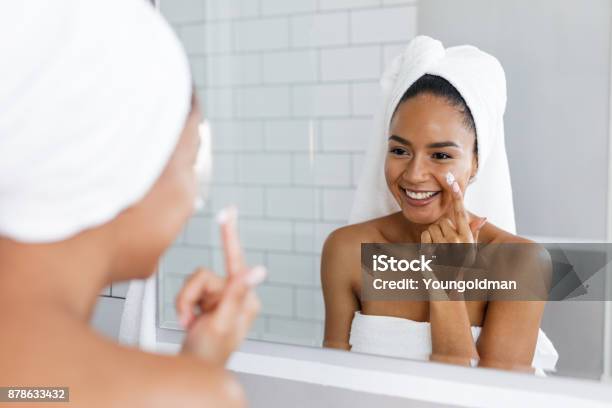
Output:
[401,154,430,185]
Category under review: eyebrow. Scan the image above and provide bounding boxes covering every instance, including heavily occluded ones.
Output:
[388,135,460,149]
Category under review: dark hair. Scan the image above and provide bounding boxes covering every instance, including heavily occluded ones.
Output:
[393,74,477,156]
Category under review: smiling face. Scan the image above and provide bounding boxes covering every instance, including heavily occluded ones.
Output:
[385,92,478,225]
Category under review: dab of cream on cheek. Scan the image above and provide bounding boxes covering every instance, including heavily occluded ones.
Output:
[445,171,455,186]
[445,171,460,193]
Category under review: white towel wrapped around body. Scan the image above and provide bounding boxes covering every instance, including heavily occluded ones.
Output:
[350,312,559,376]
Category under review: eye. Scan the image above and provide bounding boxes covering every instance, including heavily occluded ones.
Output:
[432,152,452,160]
[389,147,410,156]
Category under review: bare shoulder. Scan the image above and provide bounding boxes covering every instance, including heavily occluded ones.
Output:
[90,335,247,408]
[483,222,548,259]
[322,217,389,259]
[480,221,531,244]
[480,222,552,295]
[321,217,388,285]
[141,353,246,408]
[0,307,245,408]
[325,218,386,248]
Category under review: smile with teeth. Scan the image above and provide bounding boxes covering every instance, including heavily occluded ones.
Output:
[403,188,440,200]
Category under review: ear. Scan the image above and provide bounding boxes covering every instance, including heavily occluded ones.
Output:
[470,151,478,179]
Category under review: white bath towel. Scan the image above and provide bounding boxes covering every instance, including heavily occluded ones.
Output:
[349,312,559,376]
[349,35,516,234]
[0,0,191,242]
[118,274,158,352]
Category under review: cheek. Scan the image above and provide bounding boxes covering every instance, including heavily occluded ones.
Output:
[425,161,470,206]
[174,171,198,223]
[434,159,473,186]
[183,168,198,201]
[384,158,402,187]
[152,170,197,242]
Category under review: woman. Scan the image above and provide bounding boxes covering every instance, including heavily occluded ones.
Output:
[0,1,262,406]
[321,36,558,374]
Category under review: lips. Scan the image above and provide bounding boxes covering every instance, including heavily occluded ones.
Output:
[401,188,440,207]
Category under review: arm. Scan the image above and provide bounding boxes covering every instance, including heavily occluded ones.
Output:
[423,173,485,365]
[321,229,360,350]
[94,336,247,408]
[475,245,550,371]
[429,239,549,370]
[476,301,545,372]
[0,307,246,408]
[429,300,479,365]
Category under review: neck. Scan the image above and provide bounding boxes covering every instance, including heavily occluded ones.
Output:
[389,212,430,242]
[391,211,476,243]
[0,230,114,321]
[406,219,432,242]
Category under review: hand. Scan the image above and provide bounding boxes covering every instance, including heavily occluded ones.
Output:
[420,173,487,299]
[176,207,266,366]
[421,174,487,245]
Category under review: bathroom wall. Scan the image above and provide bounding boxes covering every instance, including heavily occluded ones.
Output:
[418,0,611,241]
[91,282,129,339]
[155,0,419,346]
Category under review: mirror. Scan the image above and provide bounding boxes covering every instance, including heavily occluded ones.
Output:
[156,0,612,382]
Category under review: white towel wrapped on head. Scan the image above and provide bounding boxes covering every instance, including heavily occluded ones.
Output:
[350,35,516,233]
[0,0,192,243]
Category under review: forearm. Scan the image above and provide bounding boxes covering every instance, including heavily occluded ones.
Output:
[76,338,246,408]
[429,300,478,365]
[73,343,246,408]
[136,353,246,408]
[1,310,245,408]
[323,339,351,350]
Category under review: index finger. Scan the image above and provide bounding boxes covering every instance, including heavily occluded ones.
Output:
[217,205,246,277]
[442,172,471,238]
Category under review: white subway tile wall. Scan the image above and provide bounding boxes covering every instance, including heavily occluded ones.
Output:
[120,0,420,347]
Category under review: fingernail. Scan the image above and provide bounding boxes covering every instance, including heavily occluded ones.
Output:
[216,205,238,225]
[452,182,460,193]
[244,265,267,287]
[445,171,455,186]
